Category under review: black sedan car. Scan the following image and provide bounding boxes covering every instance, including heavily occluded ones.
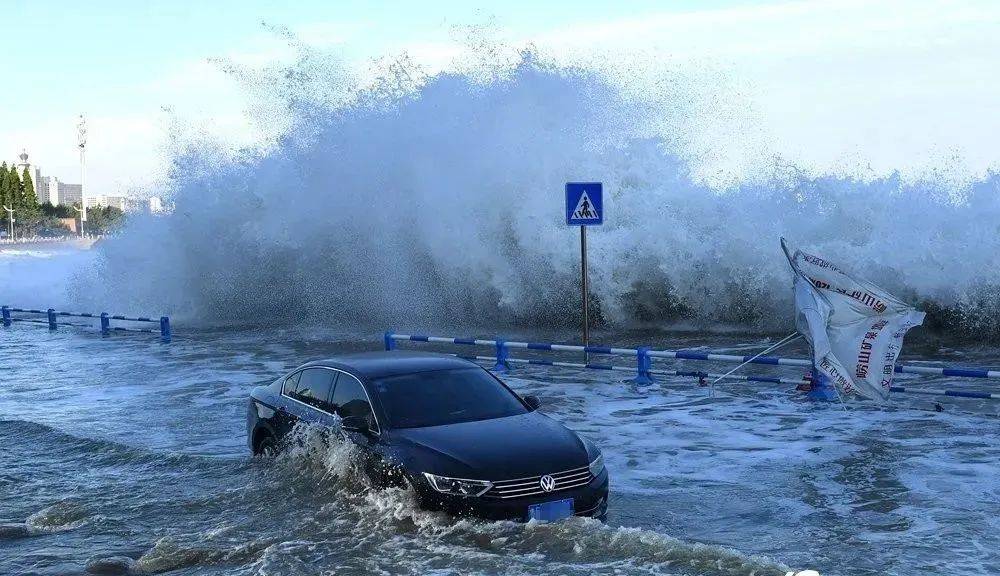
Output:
[246,351,608,521]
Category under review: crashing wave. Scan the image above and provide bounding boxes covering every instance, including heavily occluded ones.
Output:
[71,40,1000,340]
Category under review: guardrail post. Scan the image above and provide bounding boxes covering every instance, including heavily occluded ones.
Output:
[100,313,110,336]
[47,308,57,330]
[494,339,510,373]
[384,331,396,351]
[1,306,10,327]
[160,316,171,343]
[631,347,655,385]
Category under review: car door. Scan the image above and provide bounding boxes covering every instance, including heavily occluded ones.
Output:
[273,370,303,438]
[329,372,392,482]
[281,367,339,429]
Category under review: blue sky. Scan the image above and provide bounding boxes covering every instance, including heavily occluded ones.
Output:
[4,0,999,195]
[9,1,726,115]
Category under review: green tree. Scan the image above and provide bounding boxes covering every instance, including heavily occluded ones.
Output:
[0,162,8,214]
[21,166,39,216]
[85,205,126,234]
[41,201,75,218]
[8,164,20,210]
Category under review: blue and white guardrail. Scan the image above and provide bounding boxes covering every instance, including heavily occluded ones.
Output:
[2,306,170,343]
[384,332,998,401]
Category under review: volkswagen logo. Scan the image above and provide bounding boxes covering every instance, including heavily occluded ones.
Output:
[539,475,556,492]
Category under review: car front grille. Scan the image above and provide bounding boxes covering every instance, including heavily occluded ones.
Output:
[484,465,592,499]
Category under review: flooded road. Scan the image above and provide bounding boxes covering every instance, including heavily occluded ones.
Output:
[2,324,998,576]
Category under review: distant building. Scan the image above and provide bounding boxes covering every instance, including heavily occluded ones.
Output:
[33,173,83,208]
[39,176,58,205]
[15,151,42,200]
[14,149,142,211]
[38,176,57,205]
[103,195,127,211]
[13,150,84,207]
[57,180,83,207]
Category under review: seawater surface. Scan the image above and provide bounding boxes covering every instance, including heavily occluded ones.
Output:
[2,319,998,576]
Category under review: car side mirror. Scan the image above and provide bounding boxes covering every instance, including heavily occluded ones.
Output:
[524,395,541,411]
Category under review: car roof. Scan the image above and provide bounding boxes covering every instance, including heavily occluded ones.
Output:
[302,351,478,380]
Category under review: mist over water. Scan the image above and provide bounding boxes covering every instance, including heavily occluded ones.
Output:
[72,42,1000,337]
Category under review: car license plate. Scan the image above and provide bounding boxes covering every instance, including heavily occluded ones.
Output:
[528,498,574,521]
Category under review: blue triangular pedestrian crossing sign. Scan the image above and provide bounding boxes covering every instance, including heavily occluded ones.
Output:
[566,182,603,226]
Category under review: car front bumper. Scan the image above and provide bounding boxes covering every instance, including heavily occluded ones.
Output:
[413,468,609,522]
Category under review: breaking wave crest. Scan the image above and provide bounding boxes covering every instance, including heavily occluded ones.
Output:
[72,39,1000,338]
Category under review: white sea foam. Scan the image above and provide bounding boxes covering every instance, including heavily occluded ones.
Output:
[0,248,96,309]
[43,39,995,337]
[260,423,792,576]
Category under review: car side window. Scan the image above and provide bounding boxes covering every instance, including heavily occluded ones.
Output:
[330,373,374,423]
[282,371,301,395]
[291,368,336,412]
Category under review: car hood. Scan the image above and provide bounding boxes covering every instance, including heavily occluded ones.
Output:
[391,412,589,480]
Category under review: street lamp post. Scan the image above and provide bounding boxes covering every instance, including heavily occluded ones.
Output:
[3,205,14,242]
[78,115,87,238]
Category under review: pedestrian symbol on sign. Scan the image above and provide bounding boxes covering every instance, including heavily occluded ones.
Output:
[572,192,597,220]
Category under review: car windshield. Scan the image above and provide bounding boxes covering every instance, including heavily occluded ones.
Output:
[374,368,528,429]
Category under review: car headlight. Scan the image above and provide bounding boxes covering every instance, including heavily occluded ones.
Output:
[422,473,493,497]
[589,453,605,477]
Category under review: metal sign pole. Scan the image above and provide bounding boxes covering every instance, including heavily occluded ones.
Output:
[580,225,589,363]
[565,181,603,365]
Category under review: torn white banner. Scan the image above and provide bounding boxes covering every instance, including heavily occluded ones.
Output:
[782,240,925,401]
